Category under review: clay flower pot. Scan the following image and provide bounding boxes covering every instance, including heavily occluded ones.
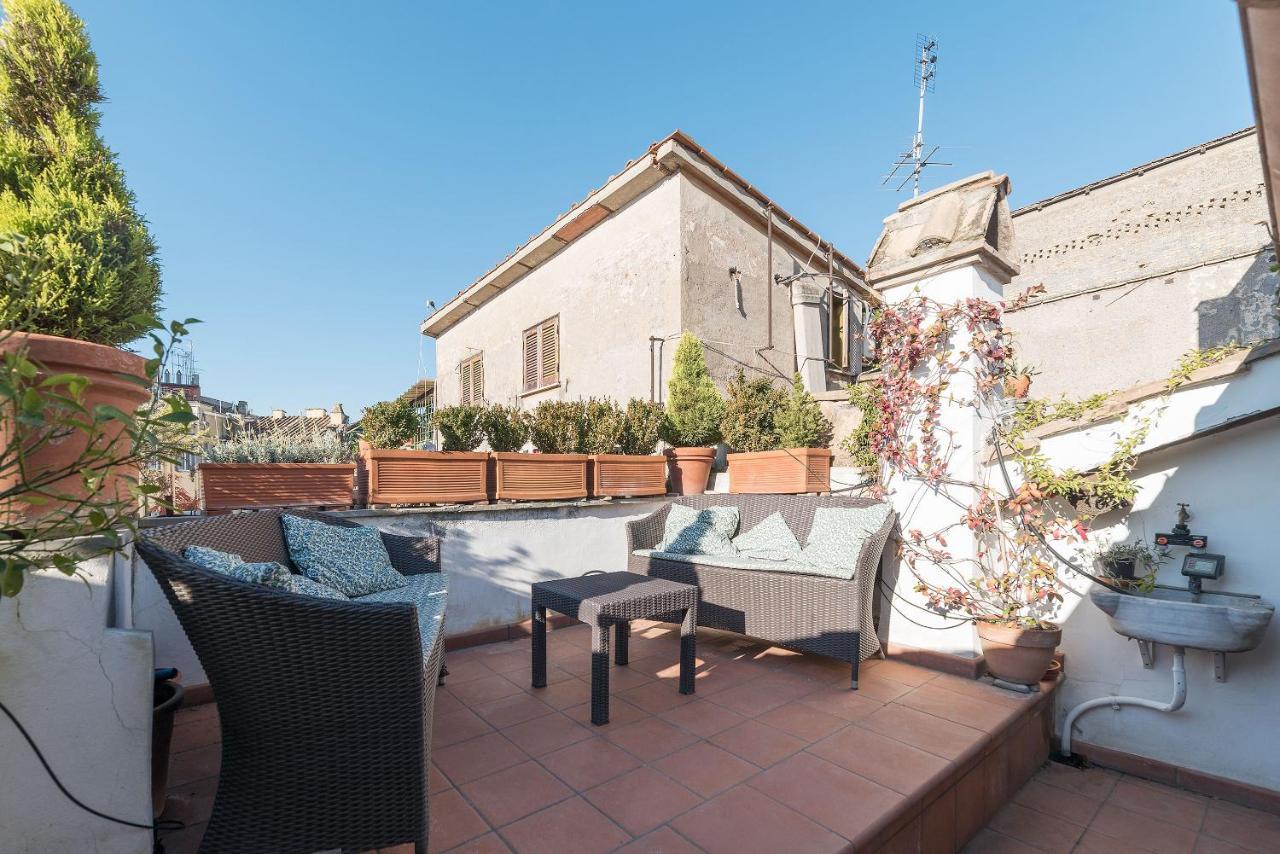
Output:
[0,332,149,519]
[589,454,668,498]
[727,448,832,495]
[1004,374,1033,399]
[666,447,715,496]
[492,452,588,500]
[198,463,356,513]
[361,448,489,506]
[977,621,1062,686]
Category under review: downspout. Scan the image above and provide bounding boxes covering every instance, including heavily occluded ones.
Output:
[1060,647,1188,757]
[765,204,774,350]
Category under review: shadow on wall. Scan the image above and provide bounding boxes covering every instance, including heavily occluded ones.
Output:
[1196,249,1279,349]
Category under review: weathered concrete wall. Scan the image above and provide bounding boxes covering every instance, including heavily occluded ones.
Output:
[433,178,682,410]
[1007,130,1279,400]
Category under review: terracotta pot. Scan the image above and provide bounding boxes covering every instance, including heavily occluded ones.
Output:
[666,447,715,496]
[1004,374,1032,399]
[588,454,668,498]
[977,621,1062,686]
[727,448,833,494]
[0,331,149,520]
[362,448,489,506]
[492,452,588,500]
[198,463,356,513]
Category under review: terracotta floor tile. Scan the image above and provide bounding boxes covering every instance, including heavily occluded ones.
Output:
[960,828,1042,853]
[170,718,221,754]
[602,716,699,762]
[1074,828,1158,853]
[921,787,956,854]
[749,752,905,844]
[530,677,593,710]
[871,659,941,687]
[584,766,702,835]
[755,701,847,743]
[430,763,453,794]
[654,741,760,797]
[499,795,630,854]
[954,765,987,847]
[627,652,709,681]
[659,698,747,738]
[671,784,846,854]
[449,673,526,706]
[604,663,660,691]
[1201,799,1280,852]
[686,660,761,696]
[501,711,593,757]
[897,683,1020,733]
[859,701,988,761]
[1110,777,1209,831]
[156,821,205,854]
[852,671,917,703]
[435,690,467,716]
[442,831,512,853]
[433,732,529,785]
[929,672,1031,709]
[472,693,556,729]
[618,679,697,714]
[160,775,218,827]
[1033,762,1121,801]
[808,724,950,797]
[475,648,533,675]
[987,801,1083,854]
[434,707,496,748]
[168,743,221,787]
[460,761,573,828]
[1088,802,1199,854]
[615,826,703,853]
[174,704,218,727]
[441,656,497,685]
[705,680,795,717]
[538,736,641,791]
[708,719,806,768]
[797,685,884,722]
[1011,778,1102,826]
[1192,835,1256,853]
[429,789,490,852]
[563,696,649,728]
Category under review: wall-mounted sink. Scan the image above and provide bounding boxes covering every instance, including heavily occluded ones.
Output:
[1090,586,1275,653]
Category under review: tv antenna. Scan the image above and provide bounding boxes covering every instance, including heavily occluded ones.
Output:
[883,34,950,196]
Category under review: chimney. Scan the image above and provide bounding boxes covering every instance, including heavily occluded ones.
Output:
[304,407,325,419]
[271,408,285,419]
[329,403,346,428]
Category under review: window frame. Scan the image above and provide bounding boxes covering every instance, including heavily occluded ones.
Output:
[520,315,560,396]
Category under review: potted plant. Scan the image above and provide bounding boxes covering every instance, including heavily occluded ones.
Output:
[1002,357,1037,400]
[659,333,725,495]
[723,371,834,494]
[1095,539,1165,589]
[357,398,488,506]
[198,426,358,513]
[587,398,667,498]
[493,399,589,500]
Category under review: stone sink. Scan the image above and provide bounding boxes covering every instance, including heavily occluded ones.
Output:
[1090,586,1275,653]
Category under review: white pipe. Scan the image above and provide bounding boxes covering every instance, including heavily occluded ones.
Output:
[1061,646,1187,757]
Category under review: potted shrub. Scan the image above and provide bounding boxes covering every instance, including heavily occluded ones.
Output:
[198,427,358,513]
[1002,357,1037,400]
[358,398,488,506]
[493,400,588,500]
[587,398,667,498]
[659,333,724,495]
[725,372,834,494]
[1095,539,1165,589]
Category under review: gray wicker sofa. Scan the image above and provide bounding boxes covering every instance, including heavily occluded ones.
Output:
[137,509,444,854]
[627,494,894,690]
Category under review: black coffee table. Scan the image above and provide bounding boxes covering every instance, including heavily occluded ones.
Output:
[530,571,699,725]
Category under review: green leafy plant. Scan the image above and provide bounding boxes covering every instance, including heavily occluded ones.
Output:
[0,0,162,346]
[719,368,783,452]
[431,404,484,452]
[359,397,424,450]
[660,333,724,447]
[526,399,586,454]
[842,380,882,476]
[1094,539,1167,591]
[618,399,664,455]
[776,373,833,449]
[479,404,528,452]
[582,398,624,454]
[202,426,355,464]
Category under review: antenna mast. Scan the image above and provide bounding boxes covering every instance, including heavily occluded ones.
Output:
[883,34,950,196]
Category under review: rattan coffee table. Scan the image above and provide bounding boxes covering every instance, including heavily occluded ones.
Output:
[531,571,699,725]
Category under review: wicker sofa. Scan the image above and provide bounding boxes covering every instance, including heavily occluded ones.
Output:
[137,510,444,854]
[627,494,894,690]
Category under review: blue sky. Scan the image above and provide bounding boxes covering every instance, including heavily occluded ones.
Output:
[71,1,1254,417]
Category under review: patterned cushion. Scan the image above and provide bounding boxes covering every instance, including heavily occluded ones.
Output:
[287,573,350,601]
[633,549,838,578]
[731,512,802,561]
[657,504,740,556]
[355,573,448,660]
[182,545,349,600]
[281,515,407,596]
[799,505,894,580]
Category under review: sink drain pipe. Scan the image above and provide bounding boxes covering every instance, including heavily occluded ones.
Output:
[1060,646,1187,757]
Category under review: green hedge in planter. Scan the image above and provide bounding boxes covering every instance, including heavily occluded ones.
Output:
[480,405,528,452]
[526,399,587,454]
[582,398,624,454]
[203,428,355,464]
[619,399,664,455]
[720,368,785,452]
[360,397,424,450]
[431,405,484,451]
[776,373,833,449]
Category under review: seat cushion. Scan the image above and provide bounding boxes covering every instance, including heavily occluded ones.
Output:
[281,514,406,596]
[633,548,848,579]
[799,505,894,579]
[182,545,349,600]
[657,503,739,556]
[731,512,802,561]
[354,572,448,658]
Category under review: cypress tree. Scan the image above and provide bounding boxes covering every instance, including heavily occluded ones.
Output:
[661,333,724,447]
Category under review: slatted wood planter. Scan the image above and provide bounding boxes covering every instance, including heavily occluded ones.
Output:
[726,448,833,495]
[492,452,588,500]
[589,454,668,498]
[361,449,490,506]
[198,463,356,513]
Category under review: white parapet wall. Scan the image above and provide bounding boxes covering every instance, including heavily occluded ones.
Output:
[0,544,154,854]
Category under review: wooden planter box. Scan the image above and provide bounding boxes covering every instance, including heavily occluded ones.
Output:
[198,463,356,513]
[361,449,490,506]
[726,448,833,495]
[492,452,588,500]
[589,454,668,498]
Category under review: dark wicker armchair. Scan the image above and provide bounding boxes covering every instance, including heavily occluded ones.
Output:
[137,510,444,854]
[627,494,894,690]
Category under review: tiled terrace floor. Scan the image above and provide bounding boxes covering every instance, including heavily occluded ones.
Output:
[158,620,1276,853]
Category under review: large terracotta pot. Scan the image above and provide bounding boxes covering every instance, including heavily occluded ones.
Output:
[492,452,588,500]
[665,447,715,496]
[589,454,668,498]
[198,463,356,513]
[361,448,489,506]
[727,448,832,494]
[0,331,149,519]
[977,622,1062,686]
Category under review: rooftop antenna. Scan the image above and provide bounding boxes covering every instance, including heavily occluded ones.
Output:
[882,34,951,196]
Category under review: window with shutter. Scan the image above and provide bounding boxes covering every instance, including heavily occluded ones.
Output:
[520,315,560,394]
[540,318,558,386]
[522,328,539,392]
[459,354,483,405]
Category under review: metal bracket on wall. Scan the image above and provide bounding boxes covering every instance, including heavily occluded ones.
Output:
[1214,652,1227,683]
[1137,640,1156,669]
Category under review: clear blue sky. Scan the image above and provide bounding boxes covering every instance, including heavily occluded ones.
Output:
[70,1,1254,417]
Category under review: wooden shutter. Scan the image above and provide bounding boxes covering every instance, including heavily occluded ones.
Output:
[459,359,472,405]
[523,328,539,392]
[470,357,483,404]
[539,318,558,386]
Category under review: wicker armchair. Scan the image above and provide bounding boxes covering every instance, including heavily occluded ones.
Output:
[627,494,894,690]
[137,510,444,854]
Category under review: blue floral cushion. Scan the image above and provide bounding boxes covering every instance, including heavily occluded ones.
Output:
[182,545,349,600]
[281,515,406,597]
[657,504,739,556]
[287,573,350,601]
[731,512,802,561]
[799,505,894,579]
[355,573,448,659]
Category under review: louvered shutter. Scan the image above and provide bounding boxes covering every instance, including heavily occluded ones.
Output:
[459,359,472,405]
[523,328,539,392]
[471,357,484,403]
[539,318,558,387]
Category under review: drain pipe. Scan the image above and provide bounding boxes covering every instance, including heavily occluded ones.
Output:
[765,204,774,350]
[1060,646,1188,757]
